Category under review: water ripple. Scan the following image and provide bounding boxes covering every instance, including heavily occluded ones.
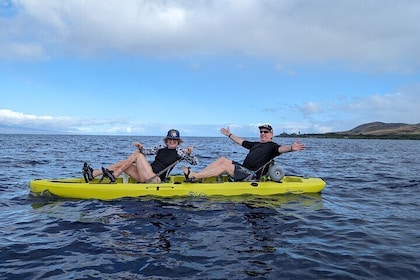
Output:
[0,135,419,279]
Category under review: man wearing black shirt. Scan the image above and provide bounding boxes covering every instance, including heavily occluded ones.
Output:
[183,124,304,181]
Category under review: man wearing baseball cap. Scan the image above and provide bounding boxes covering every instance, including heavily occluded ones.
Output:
[183,123,304,182]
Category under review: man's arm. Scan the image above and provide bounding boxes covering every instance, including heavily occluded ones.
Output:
[278,141,305,154]
[220,127,244,145]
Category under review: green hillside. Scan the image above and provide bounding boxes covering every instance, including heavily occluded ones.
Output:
[277,122,420,140]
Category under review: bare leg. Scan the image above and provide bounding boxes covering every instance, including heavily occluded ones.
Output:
[183,157,235,179]
[88,151,160,183]
[109,152,139,177]
[92,168,105,178]
[133,153,160,183]
[118,164,142,182]
[91,152,139,178]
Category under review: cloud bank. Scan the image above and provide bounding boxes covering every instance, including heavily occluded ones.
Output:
[1,0,420,71]
[1,85,418,135]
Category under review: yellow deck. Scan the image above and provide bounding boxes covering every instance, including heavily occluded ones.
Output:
[30,175,326,200]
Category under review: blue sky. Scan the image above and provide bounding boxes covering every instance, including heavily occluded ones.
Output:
[1,0,419,136]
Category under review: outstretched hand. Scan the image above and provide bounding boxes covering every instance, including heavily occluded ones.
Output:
[185,146,194,154]
[292,140,305,151]
[133,142,143,150]
[220,127,230,137]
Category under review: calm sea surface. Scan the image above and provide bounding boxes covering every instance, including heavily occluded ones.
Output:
[0,134,419,279]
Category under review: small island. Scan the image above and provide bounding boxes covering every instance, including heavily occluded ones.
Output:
[276,122,420,140]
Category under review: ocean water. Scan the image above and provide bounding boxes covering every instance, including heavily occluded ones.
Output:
[0,134,419,280]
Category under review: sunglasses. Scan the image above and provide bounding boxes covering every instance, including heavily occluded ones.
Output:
[260,130,271,134]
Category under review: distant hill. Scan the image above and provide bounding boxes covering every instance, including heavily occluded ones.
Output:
[277,122,420,140]
[339,122,420,137]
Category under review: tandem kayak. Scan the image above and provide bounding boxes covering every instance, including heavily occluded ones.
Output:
[29,174,326,200]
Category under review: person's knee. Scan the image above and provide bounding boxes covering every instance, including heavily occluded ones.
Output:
[218,157,230,163]
[134,152,146,161]
[219,158,233,169]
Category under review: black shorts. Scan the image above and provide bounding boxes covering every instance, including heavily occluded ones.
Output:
[232,161,256,181]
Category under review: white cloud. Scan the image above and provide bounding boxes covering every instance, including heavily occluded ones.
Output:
[286,86,420,133]
[312,123,334,134]
[341,88,420,124]
[0,109,54,123]
[1,0,419,71]
[0,109,120,133]
[0,42,46,60]
[0,108,225,136]
[299,102,323,115]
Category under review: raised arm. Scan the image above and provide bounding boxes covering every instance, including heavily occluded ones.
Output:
[177,147,199,165]
[134,142,162,155]
[278,140,305,154]
[220,127,244,145]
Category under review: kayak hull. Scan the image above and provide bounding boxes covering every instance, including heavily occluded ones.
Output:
[29,175,326,200]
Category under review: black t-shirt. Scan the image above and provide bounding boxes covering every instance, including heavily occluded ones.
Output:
[242,141,281,176]
[150,147,180,180]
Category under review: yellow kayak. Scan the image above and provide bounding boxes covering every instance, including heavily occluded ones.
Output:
[29,175,326,200]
